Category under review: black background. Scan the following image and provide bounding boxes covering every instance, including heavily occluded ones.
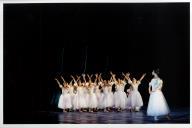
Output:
[4,3,189,123]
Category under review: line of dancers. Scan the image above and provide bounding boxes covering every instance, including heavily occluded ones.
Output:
[54,69,170,120]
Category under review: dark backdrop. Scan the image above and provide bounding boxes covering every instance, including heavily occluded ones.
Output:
[4,3,189,123]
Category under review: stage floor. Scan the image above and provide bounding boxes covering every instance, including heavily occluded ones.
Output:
[4,108,190,124]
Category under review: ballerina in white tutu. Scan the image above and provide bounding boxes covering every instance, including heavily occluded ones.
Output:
[86,74,98,112]
[123,72,146,112]
[70,75,81,111]
[55,77,72,112]
[108,77,115,110]
[110,71,127,112]
[97,74,105,110]
[61,76,74,111]
[147,69,171,120]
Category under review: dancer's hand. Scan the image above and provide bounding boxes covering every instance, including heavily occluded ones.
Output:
[126,72,130,76]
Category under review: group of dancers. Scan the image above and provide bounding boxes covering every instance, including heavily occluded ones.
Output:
[55,69,170,120]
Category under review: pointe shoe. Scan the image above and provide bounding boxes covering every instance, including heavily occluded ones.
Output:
[154,116,159,121]
[166,115,171,120]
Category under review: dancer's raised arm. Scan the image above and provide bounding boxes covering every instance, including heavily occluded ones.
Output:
[71,75,77,83]
[55,78,63,88]
[87,74,93,82]
[61,76,66,83]
[94,74,98,83]
[139,73,146,81]
[110,71,117,83]
[82,74,87,83]
[99,73,103,82]
[122,72,130,81]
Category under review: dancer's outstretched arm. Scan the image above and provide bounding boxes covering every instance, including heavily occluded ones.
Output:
[71,75,77,83]
[88,74,93,82]
[82,74,87,83]
[122,72,130,81]
[99,73,103,82]
[94,74,98,83]
[110,71,117,82]
[139,73,146,81]
[55,78,63,88]
[61,76,66,83]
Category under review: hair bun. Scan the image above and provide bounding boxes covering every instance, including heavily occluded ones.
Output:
[155,69,160,74]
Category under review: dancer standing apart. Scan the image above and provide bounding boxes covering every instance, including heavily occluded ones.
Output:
[123,72,146,112]
[55,77,72,112]
[111,72,127,112]
[147,69,170,121]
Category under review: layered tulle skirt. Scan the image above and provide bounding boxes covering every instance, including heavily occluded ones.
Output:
[147,90,170,116]
[58,93,72,109]
[87,93,98,108]
[127,90,143,108]
[114,91,127,109]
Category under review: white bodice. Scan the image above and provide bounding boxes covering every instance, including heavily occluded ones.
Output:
[128,79,141,91]
[149,78,163,91]
[103,86,108,94]
[62,87,69,94]
[69,86,74,94]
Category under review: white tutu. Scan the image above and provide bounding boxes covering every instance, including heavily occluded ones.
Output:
[127,90,143,108]
[95,87,101,108]
[147,90,170,116]
[102,86,111,108]
[108,92,114,107]
[98,93,104,109]
[114,91,127,109]
[58,87,72,109]
[77,87,87,108]
[102,93,111,108]
[88,93,98,108]
[72,93,79,110]
[69,86,75,108]
[58,94,64,109]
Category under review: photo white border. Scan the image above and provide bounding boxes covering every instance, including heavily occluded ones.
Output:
[0,0,191,128]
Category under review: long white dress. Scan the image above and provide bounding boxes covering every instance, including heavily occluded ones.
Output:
[87,85,98,108]
[147,78,170,116]
[114,81,127,109]
[127,80,143,109]
[58,87,72,109]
